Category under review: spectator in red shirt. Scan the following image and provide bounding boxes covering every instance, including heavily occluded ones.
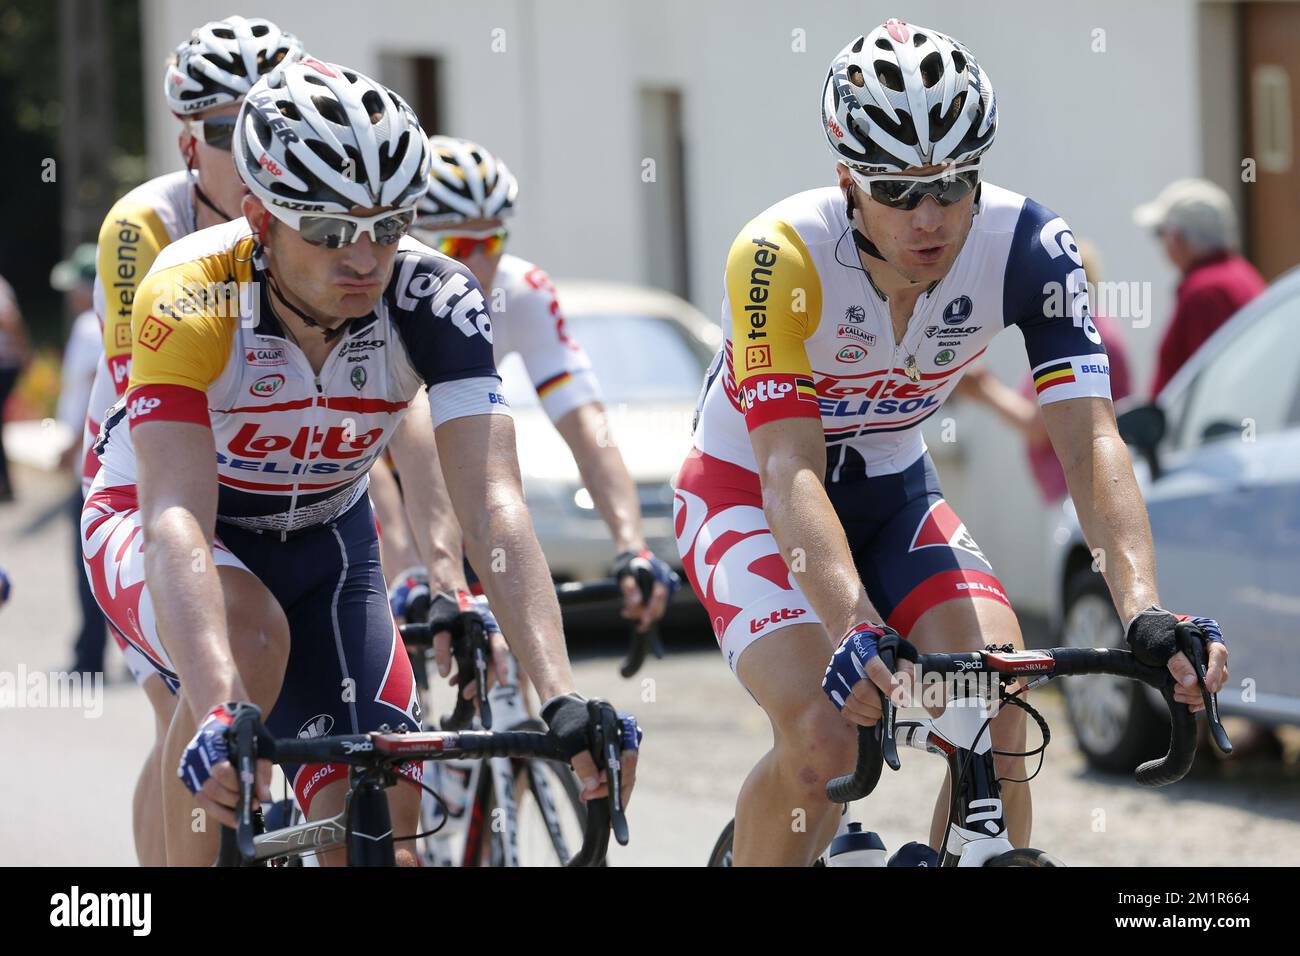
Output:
[1133,179,1266,397]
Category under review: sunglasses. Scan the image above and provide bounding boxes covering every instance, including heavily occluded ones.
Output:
[264,205,417,248]
[191,115,238,152]
[849,162,981,210]
[413,227,509,259]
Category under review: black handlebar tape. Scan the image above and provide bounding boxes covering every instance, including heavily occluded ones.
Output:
[1134,685,1198,787]
[449,730,569,761]
[555,578,623,605]
[826,723,885,803]
[567,795,611,867]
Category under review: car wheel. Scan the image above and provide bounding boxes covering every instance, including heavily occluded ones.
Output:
[1060,567,1169,773]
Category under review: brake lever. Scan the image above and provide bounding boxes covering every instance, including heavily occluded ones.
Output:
[619,566,664,679]
[590,699,630,846]
[1176,623,1232,756]
[877,643,901,771]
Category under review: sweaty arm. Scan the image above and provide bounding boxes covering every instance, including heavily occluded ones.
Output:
[1040,396,1158,622]
[436,411,575,701]
[384,388,471,592]
[554,402,644,553]
[731,219,879,642]
[127,268,238,719]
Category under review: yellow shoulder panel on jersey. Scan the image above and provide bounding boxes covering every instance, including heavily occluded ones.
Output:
[725,218,823,390]
[127,238,254,393]
[97,198,172,363]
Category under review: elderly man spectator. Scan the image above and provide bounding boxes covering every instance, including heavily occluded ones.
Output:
[1134,179,1266,397]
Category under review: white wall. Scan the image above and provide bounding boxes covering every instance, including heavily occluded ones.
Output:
[142,0,1216,613]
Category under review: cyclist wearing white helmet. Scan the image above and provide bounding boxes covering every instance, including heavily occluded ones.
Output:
[673,19,1227,865]
[82,58,636,867]
[392,136,678,629]
[78,14,303,868]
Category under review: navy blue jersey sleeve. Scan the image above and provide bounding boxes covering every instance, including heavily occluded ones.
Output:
[387,247,511,426]
[1003,199,1112,404]
[387,248,499,384]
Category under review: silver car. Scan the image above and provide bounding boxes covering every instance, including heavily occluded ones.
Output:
[1047,265,1300,771]
[498,280,720,584]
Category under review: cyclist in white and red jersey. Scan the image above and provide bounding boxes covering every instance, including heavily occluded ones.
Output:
[673,19,1228,865]
[82,59,637,866]
[378,136,677,633]
[81,15,305,867]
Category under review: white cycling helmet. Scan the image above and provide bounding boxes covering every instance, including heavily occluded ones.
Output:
[164,15,304,116]
[417,136,519,225]
[822,18,997,173]
[234,57,431,214]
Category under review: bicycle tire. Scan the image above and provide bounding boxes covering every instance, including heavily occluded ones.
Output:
[479,718,588,866]
[706,818,735,867]
[983,847,1065,867]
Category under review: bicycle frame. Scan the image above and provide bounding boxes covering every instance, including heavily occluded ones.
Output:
[892,693,1014,867]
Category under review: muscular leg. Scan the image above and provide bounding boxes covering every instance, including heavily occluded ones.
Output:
[161,566,290,866]
[133,674,177,866]
[733,623,858,867]
[904,598,1030,851]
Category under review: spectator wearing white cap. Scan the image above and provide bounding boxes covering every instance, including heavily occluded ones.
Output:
[1134,178,1266,397]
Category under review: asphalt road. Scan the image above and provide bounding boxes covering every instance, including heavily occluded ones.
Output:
[2,463,1298,866]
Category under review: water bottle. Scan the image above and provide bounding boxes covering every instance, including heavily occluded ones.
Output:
[826,821,888,866]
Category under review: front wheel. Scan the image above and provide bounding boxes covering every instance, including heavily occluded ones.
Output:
[706,818,735,867]
[984,847,1065,867]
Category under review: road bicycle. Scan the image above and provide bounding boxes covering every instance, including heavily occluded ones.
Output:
[215,697,631,867]
[708,630,1231,866]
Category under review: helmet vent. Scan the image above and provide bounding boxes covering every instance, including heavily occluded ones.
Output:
[864,104,917,147]
[213,28,236,40]
[279,101,302,121]
[361,90,386,124]
[251,24,269,38]
[875,61,904,93]
[951,50,967,73]
[848,66,865,88]
[874,38,891,51]
[919,52,944,87]
[311,95,348,127]
[851,36,866,54]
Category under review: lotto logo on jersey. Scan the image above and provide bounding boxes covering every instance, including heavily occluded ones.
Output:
[226,422,385,461]
[750,607,805,634]
[393,255,493,343]
[740,374,819,430]
[126,396,162,420]
[109,355,131,385]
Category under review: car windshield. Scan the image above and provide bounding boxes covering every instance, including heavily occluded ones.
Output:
[497,313,707,407]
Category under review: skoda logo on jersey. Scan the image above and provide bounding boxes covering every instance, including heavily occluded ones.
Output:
[943,295,974,326]
[935,349,956,366]
[351,366,367,391]
[250,373,285,398]
[844,304,866,324]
